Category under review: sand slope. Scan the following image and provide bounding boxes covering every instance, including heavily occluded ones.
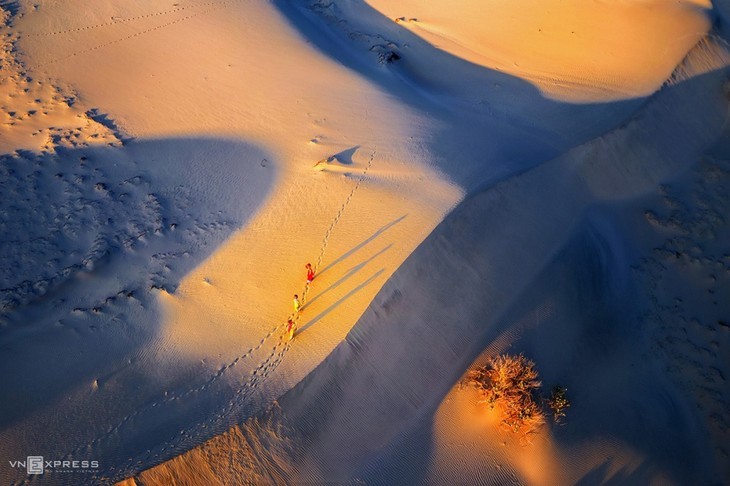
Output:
[367,0,713,102]
[0,0,726,484]
[132,35,730,484]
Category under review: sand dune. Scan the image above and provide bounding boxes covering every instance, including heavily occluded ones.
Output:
[367,0,713,102]
[0,0,728,485]
[131,33,730,485]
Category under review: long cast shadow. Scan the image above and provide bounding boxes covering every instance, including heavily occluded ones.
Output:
[306,244,392,308]
[317,214,406,278]
[273,0,654,191]
[297,268,385,335]
[575,459,658,485]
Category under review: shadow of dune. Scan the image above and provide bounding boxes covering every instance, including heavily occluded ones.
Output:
[0,137,274,482]
[483,217,715,484]
[273,0,657,191]
[357,417,436,485]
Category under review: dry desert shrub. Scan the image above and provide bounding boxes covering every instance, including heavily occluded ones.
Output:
[466,354,547,436]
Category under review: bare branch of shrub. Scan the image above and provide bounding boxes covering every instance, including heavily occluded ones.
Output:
[465,353,546,436]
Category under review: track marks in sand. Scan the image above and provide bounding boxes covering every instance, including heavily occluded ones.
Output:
[72,149,379,476]
[637,154,730,476]
[304,149,377,305]
[0,151,142,321]
[22,0,232,37]
[0,9,121,154]
[113,342,295,480]
[0,148,243,333]
[170,147,379,385]
[71,334,292,472]
[34,0,244,67]
[304,1,402,66]
[185,147,378,386]
[66,307,289,471]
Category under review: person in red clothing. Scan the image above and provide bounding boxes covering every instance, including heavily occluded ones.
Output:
[306,263,315,283]
[287,319,296,340]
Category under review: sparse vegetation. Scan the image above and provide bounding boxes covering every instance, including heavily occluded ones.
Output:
[465,354,570,438]
[547,385,570,423]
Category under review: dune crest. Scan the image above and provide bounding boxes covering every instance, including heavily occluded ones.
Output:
[367,0,713,102]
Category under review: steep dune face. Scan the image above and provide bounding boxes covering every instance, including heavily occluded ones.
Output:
[131,34,730,485]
